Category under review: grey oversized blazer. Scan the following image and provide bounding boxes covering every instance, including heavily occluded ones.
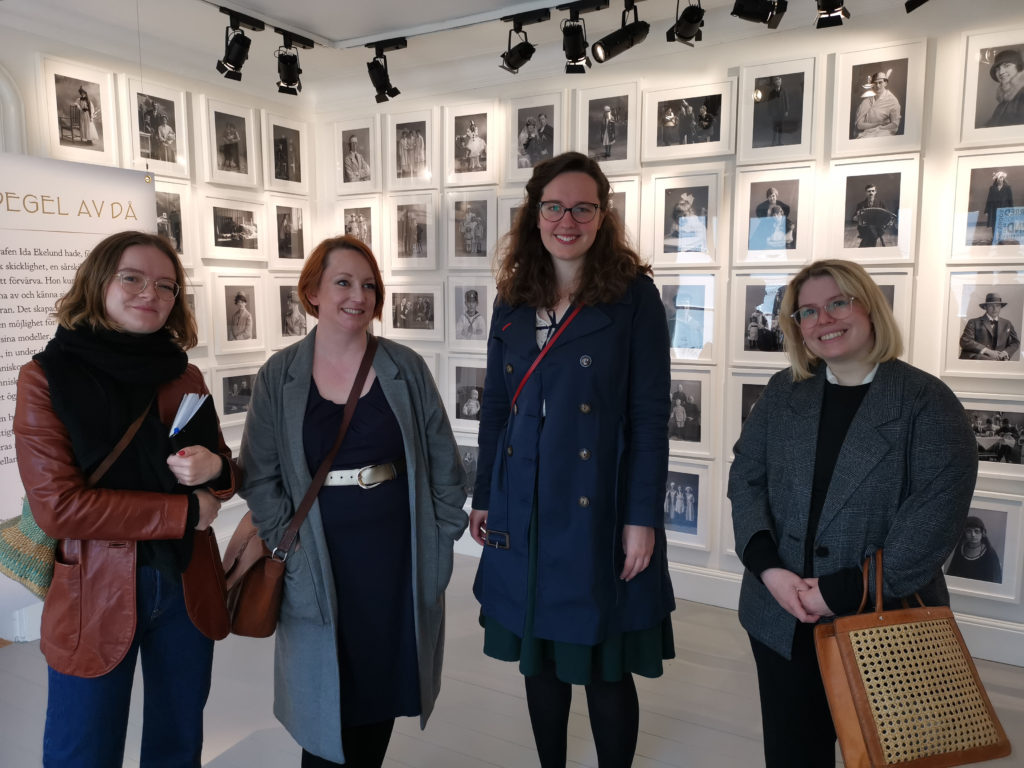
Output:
[728,359,977,659]
[238,330,468,763]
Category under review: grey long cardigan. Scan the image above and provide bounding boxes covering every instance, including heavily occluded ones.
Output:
[238,331,468,763]
[728,359,977,659]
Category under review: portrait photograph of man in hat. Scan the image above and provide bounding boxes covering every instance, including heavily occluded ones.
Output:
[959,290,1021,361]
[984,47,1024,128]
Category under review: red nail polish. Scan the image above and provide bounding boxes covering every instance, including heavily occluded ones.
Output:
[178,450,186,456]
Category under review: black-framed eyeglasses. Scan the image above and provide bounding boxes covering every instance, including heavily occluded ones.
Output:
[114,270,180,301]
[538,201,601,224]
[789,296,856,329]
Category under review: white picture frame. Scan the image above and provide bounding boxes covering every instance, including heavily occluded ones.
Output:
[653,273,716,362]
[944,492,1023,604]
[828,154,920,263]
[184,278,210,349]
[865,268,915,357]
[263,111,310,196]
[646,164,724,267]
[641,78,736,162]
[43,57,118,166]
[959,27,1024,149]
[950,149,1024,264]
[446,353,487,433]
[956,392,1024,480]
[212,363,260,427]
[497,191,526,247]
[386,190,438,271]
[267,195,310,270]
[446,188,497,269]
[454,431,480,507]
[664,458,712,552]
[154,177,194,267]
[730,270,796,367]
[607,176,640,252]
[725,368,779,462]
[831,40,926,158]
[445,101,499,186]
[211,271,266,356]
[448,274,493,352]
[334,115,380,195]
[384,280,444,343]
[335,195,382,253]
[203,194,266,263]
[943,269,1024,378]
[385,107,438,191]
[268,274,315,350]
[505,91,566,183]
[733,163,816,265]
[575,81,639,175]
[198,95,259,188]
[737,57,816,165]
[668,366,713,459]
[120,75,189,178]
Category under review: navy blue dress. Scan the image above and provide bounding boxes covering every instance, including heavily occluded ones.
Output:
[303,377,420,726]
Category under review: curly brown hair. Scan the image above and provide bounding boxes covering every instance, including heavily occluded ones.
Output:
[495,152,650,308]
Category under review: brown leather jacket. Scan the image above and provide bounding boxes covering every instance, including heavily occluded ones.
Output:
[14,360,239,677]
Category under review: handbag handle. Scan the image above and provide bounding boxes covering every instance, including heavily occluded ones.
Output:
[272,335,378,560]
[854,549,925,615]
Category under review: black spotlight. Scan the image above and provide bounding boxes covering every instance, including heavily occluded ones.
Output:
[666,0,705,44]
[499,9,549,74]
[815,0,850,28]
[731,0,788,29]
[274,30,314,96]
[593,1,650,63]
[562,17,590,73]
[365,38,406,103]
[215,8,264,81]
[904,0,928,10]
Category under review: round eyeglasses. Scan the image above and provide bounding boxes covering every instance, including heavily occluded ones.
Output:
[115,271,180,301]
[538,201,601,224]
[790,296,857,329]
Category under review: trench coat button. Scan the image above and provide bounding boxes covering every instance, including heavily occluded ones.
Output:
[579,355,592,368]
[512,403,518,415]
[579,402,592,414]
[815,546,829,557]
[578,496,590,507]
[506,445,514,456]
[505,363,514,374]
[579,448,591,460]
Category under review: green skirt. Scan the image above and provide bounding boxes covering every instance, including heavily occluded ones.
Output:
[481,502,675,686]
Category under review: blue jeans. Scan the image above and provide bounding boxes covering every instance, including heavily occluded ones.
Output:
[43,565,214,767]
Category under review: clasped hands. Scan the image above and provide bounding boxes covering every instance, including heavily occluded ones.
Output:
[762,567,834,623]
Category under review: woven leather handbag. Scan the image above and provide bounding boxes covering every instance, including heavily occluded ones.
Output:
[815,550,1012,768]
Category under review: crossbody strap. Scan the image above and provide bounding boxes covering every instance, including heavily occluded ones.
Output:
[273,335,378,559]
[510,304,582,410]
[86,395,155,487]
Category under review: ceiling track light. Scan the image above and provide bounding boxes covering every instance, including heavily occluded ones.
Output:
[666,0,704,46]
[215,7,264,81]
[593,0,650,64]
[904,0,929,10]
[815,0,850,28]
[274,28,314,96]
[730,0,788,29]
[499,9,549,74]
[557,1,608,74]
[365,37,406,103]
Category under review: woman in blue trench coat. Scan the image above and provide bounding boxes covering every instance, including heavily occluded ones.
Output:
[469,152,675,768]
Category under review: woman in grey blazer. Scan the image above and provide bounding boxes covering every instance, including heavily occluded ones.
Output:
[239,236,468,768]
[728,259,977,767]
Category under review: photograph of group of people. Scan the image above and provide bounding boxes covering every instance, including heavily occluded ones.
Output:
[967,408,1023,465]
[213,206,259,250]
[513,106,555,168]
[664,473,700,534]
[668,380,702,444]
[135,91,178,163]
[214,113,247,174]
[391,292,436,331]
[655,95,721,146]
[746,182,798,251]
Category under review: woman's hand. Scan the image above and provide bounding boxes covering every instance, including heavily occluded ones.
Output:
[166,446,224,487]
[193,489,221,530]
[469,508,488,546]
[620,524,654,581]
[797,577,834,619]
[761,567,820,623]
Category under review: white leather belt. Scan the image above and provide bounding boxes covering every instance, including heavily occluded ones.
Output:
[323,459,404,489]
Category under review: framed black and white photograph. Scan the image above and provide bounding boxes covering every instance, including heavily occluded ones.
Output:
[184,278,209,348]
[654,273,716,362]
[385,108,437,191]
[447,354,487,432]
[832,41,926,158]
[943,269,1024,377]
[506,92,565,182]
[203,195,265,262]
[956,392,1024,480]
[448,276,492,352]
[951,150,1024,263]
[263,111,309,195]
[334,115,379,195]
[211,271,265,356]
[268,196,309,270]
[944,492,1022,603]
[641,79,736,162]
[268,274,315,349]
[387,191,437,271]
[730,271,796,367]
[575,82,638,174]
[383,281,444,343]
[497,191,525,251]
[664,459,711,552]
[960,27,1024,148]
[43,58,118,166]
[212,364,260,427]
[336,196,381,251]
[608,176,640,251]
[668,366,713,458]
[737,57,816,165]
[120,76,188,177]
[647,165,723,267]
[725,369,778,461]
[828,155,920,263]
[446,189,496,269]
[733,163,815,265]
[455,435,479,505]
[154,177,193,267]
[445,101,498,186]
[865,268,914,353]
[198,95,259,188]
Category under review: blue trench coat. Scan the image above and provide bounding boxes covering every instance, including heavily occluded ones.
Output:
[473,274,675,645]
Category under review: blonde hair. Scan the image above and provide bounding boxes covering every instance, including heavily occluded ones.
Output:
[779,259,902,381]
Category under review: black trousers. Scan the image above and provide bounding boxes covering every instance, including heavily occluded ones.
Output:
[300,720,395,768]
[749,623,837,768]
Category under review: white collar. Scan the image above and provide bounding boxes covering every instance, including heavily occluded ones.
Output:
[986,314,1000,323]
[825,363,878,385]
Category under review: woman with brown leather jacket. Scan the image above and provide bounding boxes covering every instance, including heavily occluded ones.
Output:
[13,230,239,767]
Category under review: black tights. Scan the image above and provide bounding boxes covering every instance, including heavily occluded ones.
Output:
[300,719,395,768]
[524,660,639,768]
